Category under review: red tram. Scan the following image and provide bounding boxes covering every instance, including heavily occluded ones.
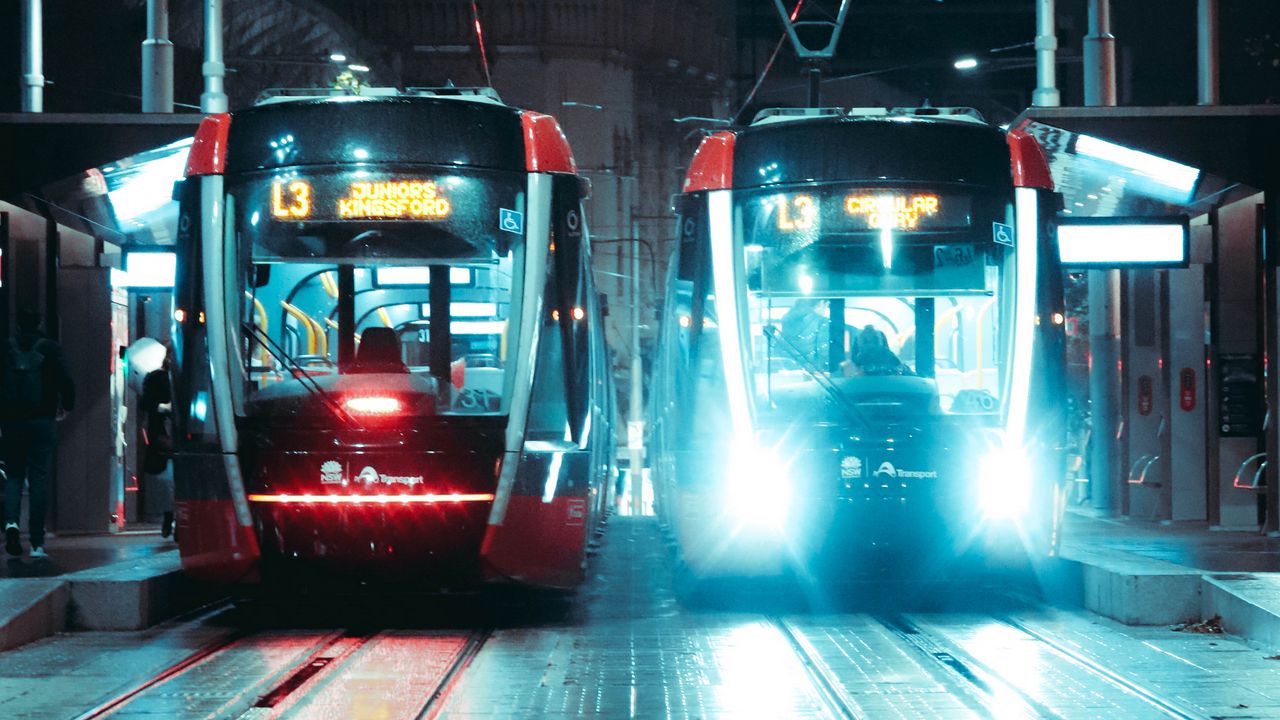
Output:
[171,88,615,590]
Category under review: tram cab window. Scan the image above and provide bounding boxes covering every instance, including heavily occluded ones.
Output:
[737,186,1016,419]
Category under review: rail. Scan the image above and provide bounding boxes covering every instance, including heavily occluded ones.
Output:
[1127,415,1166,487]
[1127,454,1162,486]
[1232,452,1268,490]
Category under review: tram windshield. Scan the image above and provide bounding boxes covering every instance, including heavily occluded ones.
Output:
[737,185,1015,419]
[229,169,525,419]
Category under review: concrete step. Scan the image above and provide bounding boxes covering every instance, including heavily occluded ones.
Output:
[0,549,217,650]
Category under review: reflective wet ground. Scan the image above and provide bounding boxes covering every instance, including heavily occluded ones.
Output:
[2,516,1280,719]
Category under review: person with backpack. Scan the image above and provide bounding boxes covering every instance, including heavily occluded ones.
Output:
[2,308,76,558]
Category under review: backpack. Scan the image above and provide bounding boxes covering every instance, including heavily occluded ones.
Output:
[3,338,47,412]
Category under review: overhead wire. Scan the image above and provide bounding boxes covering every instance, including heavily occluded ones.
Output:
[736,0,807,122]
[470,1,493,87]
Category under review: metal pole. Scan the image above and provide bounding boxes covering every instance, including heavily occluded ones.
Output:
[1084,0,1120,515]
[1083,0,1117,106]
[629,216,644,516]
[201,0,228,113]
[807,66,821,108]
[1197,0,1219,105]
[1266,189,1280,534]
[20,0,44,112]
[143,0,174,113]
[1032,0,1060,107]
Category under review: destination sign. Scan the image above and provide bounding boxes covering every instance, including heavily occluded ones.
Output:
[271,178,453,222]
[766,189,974,235]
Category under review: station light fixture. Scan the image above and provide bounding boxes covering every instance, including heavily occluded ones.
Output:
[348,63,370,73]
[953,57,979,70]
[329,52,347,63]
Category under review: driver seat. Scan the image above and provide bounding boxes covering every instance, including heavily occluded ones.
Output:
[350,327,408,373]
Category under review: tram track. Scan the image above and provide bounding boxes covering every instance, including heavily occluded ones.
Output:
[886,612,1211,720]
[875,613,1063,719]
[75,619,493,720]
[770,616,862,720]
[992,615,1209,720]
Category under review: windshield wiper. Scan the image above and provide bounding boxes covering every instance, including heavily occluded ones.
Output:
[240,321,364,430]
[763,324,868,430]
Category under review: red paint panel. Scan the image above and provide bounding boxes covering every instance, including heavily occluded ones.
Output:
[682,131,736,193]
[185,113,231,177]
[479,495,587,589]
[1006,123,1053,190]
[175,499,261,583]
[521,112,577,174]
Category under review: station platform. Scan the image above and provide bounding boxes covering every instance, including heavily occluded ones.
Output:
[1058,509,1280,650]
[0,530,203,651]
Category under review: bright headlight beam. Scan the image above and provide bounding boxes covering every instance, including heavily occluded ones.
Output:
[978,447,1032,519]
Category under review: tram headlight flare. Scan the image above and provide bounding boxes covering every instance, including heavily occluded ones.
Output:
[977,446,1033,520]
[726,445,793,530]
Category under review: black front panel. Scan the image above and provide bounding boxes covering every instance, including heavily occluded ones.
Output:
[225,98,526,174]
[732,118,1012,190]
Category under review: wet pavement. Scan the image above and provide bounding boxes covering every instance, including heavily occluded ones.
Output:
[1082,522,1280,573]
[1,516,1280,718]
[0,532,176,579]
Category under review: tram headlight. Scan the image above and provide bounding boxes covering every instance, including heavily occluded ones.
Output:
[977,447,1032,520]
[726,447,792,529]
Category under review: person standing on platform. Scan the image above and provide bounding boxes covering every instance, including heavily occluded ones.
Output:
[1,308,76,558]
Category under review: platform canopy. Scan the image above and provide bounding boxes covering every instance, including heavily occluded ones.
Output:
[0,113,200,200]
[1013,105,1280,220]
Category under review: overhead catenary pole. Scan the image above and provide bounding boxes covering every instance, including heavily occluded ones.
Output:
[1084,0,1119,516]
[1031,0,1059,107]
[20,0,44,112]
[201,0,228,113]
[629,213,644,516]
[1197,0,1219,105]
[143,0,174,112]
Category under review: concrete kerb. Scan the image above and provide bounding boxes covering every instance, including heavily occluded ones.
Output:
[64,550,215,631]
[1058,548,1280,653]
[0,579,69,651]
[0,550,220,649]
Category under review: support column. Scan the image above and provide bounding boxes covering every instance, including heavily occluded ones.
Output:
[142,0,174,113]
[1197,0,1219,105]
[201,0,228,113]
[1032,0,1060,107]
[20,0,44,112]
[1084,0,1120,515]
[1266,190,1280,534]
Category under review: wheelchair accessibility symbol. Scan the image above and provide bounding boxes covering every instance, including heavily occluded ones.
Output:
[499,208,524,234]
[992,221,1014,247]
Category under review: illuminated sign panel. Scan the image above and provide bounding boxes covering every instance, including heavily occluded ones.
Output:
[272,179,453,221]
[768,188,970,236]
[1057,217,1188,267]
[843,192,940,230]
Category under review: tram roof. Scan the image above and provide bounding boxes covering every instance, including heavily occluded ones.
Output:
[728,112,1012,190]
[225,94,528,174]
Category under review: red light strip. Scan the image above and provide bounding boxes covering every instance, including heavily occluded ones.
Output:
[248,493,495,505]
